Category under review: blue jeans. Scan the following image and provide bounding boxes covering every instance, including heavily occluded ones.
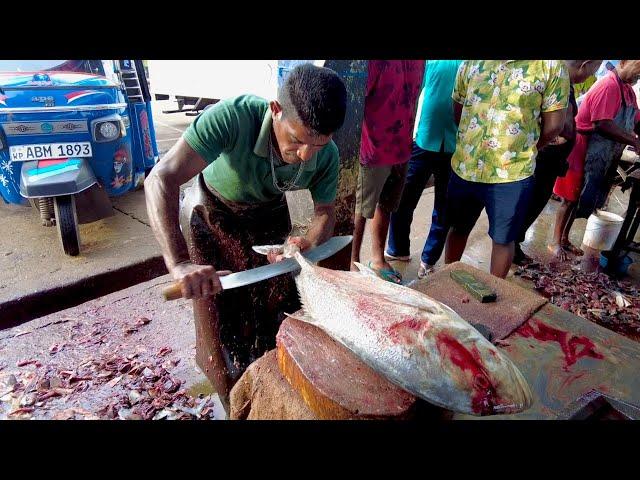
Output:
[387,142,452,265]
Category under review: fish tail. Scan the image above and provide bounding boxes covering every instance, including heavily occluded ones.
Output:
[285,310,318,325]
[353,261,379,278]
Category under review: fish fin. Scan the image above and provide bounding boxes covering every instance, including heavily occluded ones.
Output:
[284,310,317,325]
[252,244,283,256]
[353,261,380,278]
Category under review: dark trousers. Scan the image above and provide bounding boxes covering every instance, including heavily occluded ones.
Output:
[387,142,452,265]
[517,145,571,244]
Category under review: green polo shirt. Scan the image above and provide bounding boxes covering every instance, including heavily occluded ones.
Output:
[182,95,340,204]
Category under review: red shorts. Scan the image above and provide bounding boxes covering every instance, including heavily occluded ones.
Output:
[553,134,588,202]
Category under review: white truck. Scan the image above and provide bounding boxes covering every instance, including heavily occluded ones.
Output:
[147,60,282,115]
[147,60,329,115]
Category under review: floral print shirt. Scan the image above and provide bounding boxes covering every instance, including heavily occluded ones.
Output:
[451,60,569,183]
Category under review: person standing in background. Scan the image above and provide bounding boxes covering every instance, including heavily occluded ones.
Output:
[385,60,461,278]
[350,60,424,283]
[550,60,640,260]
[444,60,569,278]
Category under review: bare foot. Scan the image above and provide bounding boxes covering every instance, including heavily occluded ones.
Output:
[548,243,569,261]
[561,242,583,256]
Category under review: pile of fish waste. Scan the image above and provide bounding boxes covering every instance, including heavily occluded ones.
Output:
[0,316,218,420]
[515,261,640,340]
[289,252,533,416]
[0,348,217,420]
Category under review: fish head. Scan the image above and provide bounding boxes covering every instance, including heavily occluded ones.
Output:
[436,330,533,416]
[475,349,533,416]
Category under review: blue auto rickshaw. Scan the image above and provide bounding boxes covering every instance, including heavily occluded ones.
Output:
[0,60,159,255]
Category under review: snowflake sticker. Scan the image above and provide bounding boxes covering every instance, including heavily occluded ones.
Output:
[0,160,12,175]
[0,174,8,188]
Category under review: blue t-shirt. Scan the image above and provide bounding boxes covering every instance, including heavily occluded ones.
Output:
[414,60,462,153]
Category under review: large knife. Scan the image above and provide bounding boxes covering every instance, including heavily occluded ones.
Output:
[162,235,352,301]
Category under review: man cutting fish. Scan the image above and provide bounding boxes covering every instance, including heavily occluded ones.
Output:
[145,64,347,410]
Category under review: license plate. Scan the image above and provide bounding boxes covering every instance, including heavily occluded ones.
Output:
[9,142,92,162]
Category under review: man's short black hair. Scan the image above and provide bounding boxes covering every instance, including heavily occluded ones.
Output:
[278,63,347,136]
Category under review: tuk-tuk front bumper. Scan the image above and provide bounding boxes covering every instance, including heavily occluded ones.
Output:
[19,158,97,198]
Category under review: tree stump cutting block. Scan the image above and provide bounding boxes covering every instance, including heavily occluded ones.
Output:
[276,314,417,420]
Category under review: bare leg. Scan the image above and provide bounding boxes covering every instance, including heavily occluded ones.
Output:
[560,207,583,255]
[445,229,470,264]
[350,214,367,271]
[548,200,574,261]
[491,241,515,279]
[369,206,394,271]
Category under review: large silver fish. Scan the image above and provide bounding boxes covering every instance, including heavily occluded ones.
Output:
[288,252,533,416]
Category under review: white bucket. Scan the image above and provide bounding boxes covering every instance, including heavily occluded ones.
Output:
[582,210,624,251]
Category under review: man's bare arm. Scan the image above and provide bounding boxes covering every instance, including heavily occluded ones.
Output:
[145,138,228,298]
[146,138,204,268]
[595,119,640,150]
[272,202,336,262]
[304,202,336,247]
[537,109,567,150]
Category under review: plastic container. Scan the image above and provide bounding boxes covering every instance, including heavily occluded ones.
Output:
[582,210,624,251]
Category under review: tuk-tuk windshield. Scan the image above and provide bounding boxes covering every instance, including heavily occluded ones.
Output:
[0,60,107,76]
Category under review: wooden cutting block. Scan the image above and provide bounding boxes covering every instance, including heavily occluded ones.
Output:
[276,314,417,420]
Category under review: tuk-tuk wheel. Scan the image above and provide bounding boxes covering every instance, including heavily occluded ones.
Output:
[54,195,81,256]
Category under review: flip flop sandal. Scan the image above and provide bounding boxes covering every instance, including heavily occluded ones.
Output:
[368,262,403,284]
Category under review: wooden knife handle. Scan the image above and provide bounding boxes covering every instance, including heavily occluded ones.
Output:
[162,282,183,301]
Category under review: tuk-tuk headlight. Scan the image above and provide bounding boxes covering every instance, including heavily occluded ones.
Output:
[98,122,119,140]
[92,116,125,143]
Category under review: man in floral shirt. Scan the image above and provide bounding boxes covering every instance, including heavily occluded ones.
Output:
[444,60,570,278]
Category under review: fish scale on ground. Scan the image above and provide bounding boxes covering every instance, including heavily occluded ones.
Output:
[289,252,533,416]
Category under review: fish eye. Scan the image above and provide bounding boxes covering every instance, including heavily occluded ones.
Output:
[473,375,490,390]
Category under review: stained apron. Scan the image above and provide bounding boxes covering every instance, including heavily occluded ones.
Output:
[179,174,301,407]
